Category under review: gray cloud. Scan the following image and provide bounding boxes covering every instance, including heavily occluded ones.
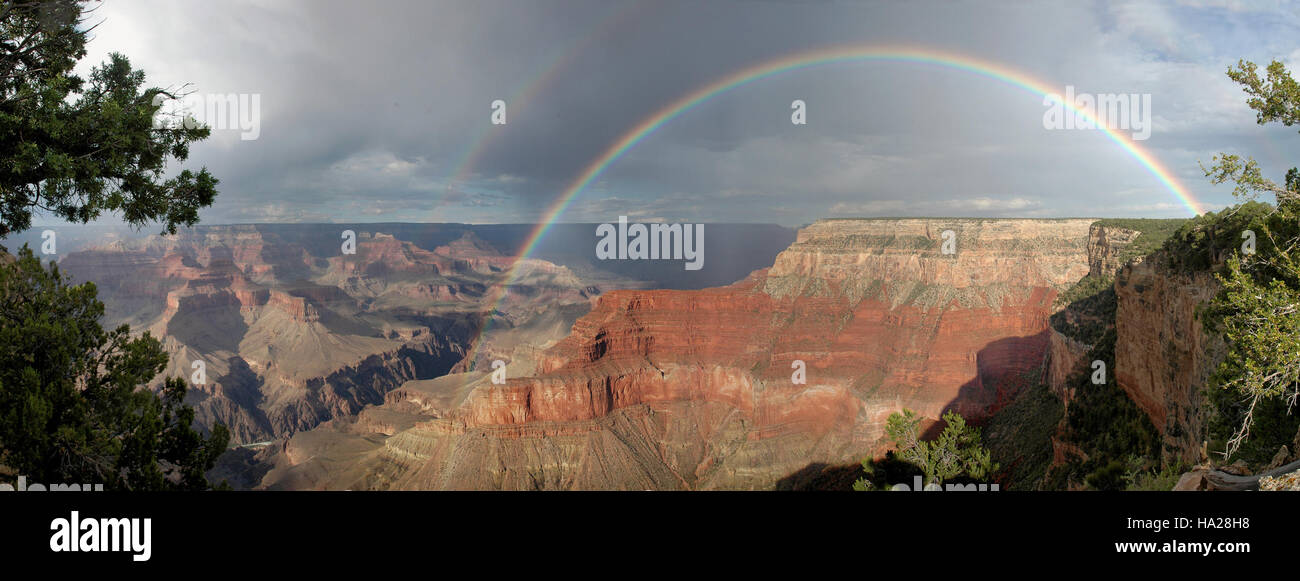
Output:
[30,0,1300,230]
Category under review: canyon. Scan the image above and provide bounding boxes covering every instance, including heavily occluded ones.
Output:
[54,226,611,443]
[38,217,1262,490]
[259,218,1111,490]
[45,223,792,449]
[1114,253,1223,464]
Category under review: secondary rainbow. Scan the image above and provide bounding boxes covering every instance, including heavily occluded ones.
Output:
[435,1,647,221]
[464,44,1205,368]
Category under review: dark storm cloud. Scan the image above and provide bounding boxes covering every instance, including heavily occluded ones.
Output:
[43,0,1300,228]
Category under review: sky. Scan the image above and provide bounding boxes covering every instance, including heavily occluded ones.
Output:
[45,0,1300,227]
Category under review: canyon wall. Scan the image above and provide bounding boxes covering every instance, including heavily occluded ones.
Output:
[57,226,605,443]
[1043,222,1143,403]
[276,218,1100,490]
[1087,224,1141,277]
[55,219,1236,488]
[1046,328,1088,406]
[1114,255,1223,464]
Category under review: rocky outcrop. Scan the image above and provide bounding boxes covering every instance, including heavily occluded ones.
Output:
[1087,224,1141,277]
[764,219,1092,301]
[1260,467,1300,490]
[1046,328,1089,407]
[301,218,1099,490]
[1041,223,1142,401]
[1114,254,1223,464]
[1174,458,1300,491]
[57,226,606,444]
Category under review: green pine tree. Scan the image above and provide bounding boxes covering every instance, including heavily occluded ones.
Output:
[855,408,998,489]
[1198,59,1300,461]
[0,246,228,489]
[0,1,227,489]
[1,0,218,237]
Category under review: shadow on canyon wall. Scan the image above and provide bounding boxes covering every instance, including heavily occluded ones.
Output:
[777,330,1050,490]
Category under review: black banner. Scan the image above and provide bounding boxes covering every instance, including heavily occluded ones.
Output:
[0,491,1280,572]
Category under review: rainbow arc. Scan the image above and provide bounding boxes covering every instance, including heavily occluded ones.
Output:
[463,44,1206,368]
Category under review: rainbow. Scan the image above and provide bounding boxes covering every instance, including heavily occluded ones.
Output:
[462,43,1206,369]
[435,1,647,219]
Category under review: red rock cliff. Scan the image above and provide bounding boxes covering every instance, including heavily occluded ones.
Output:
[373,218,1097,490]
[1115,254,1223,464]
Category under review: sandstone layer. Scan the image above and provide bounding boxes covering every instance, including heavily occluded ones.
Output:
[1044,222,1143,401]
[263,218,1098,490]
[58,226,604,443]
[1114,254,1223,464]
[1087,224,1142,276]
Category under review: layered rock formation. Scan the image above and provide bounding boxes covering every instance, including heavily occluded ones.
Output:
[263,218,1099,490]
[1044,222,1145,403]
[1087,224,1142,276]
[57,226,606,443]
[1114,255,1223,464]
[1046,329,1088,406]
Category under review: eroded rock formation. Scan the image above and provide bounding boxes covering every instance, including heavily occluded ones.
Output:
[264,218,1100,490]
[58,226,603,443]
[1114,255,1223,464]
